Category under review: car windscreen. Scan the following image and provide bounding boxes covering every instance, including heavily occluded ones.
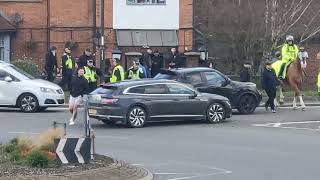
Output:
[10,65,35,80]
[91,86,117,96]
[154,73,177,80]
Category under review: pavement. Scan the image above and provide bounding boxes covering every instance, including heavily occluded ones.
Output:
[1,106,320,180]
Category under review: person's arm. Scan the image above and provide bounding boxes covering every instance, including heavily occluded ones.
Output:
[260,71,267,90]
[45,53,50,68]
[126,70,131,79]
[83,79,89,95]
[61,55,67,72]
[95,68,103,76]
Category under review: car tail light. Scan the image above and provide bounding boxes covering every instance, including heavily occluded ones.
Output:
[101,98,118,105]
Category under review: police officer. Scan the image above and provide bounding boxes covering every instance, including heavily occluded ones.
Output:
[278,35,299,80]
[59,47,74,91]
[126,59,145,80]
[84,59,102,93]
[110,58,125,83]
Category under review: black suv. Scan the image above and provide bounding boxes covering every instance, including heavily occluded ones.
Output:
[154,68,262,114]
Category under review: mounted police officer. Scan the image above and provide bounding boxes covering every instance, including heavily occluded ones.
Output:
[59,47,74,91]
[110,58,125,83]
[126,59,145,80]
[278,35,299,80]
[84,59,102,93]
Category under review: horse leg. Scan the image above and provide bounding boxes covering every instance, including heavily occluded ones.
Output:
[279,86,285,104]
[292,95,297,110]
[299,95,306,111]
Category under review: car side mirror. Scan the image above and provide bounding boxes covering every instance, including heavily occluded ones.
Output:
[189,91,198,99]
[4,76,13,82]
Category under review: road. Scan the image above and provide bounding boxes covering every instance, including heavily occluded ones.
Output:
[1,106,320,180]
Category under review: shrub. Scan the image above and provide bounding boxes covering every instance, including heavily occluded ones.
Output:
[12,57,40,76]
[26,150,49,168]
[9,150,21,162]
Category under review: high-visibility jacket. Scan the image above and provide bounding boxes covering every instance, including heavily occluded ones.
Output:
[84,66,97,83]
[128,68,141,80]
[317,72,320,92]
[110,65,125,83]
[65,54,73,70]
[281,43,299,63]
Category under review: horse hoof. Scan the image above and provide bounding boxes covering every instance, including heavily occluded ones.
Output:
[302,107,306,111]
[293,107,298,110]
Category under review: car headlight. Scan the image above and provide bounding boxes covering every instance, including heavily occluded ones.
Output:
[40,87,57,94]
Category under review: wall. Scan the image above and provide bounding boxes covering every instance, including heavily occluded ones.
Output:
[113,0,179,30]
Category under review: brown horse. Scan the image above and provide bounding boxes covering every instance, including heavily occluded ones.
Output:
[276,57,307,110]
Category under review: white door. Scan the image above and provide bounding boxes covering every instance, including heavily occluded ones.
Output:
[0,68,19,105]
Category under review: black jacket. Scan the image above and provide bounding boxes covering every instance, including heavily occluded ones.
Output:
[240,68,250,82]
[261,67,279,92]
[151,55,163,77]
[78,53,94,68]
[140,53,153,68]
[70,76,89,97]
[45,51,57,72]
[167,52,183,68]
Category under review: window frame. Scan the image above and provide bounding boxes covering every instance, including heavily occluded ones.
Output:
[0,36,4,62]
[126,0,166,5]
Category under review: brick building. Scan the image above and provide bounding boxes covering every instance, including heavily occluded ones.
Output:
[0,0,193,69]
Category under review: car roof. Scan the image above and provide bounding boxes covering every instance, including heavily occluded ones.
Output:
[160,67,215,74]
[101,79,179,88]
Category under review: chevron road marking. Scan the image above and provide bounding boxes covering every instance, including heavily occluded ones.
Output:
[74,138,85,164]
[56,138,68,164]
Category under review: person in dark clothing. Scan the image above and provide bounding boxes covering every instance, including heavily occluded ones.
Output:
[240,63,251,82]
[140,48,153,78]
[167,47,183,69]
[78,48,94,68]
[44,46,58,82]
[69,68,89,125]
[126,59,145,80]
[261,60,280,113]
[151,50,163,77]
[58,47,74,91]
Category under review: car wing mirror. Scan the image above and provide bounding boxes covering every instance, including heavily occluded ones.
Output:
[189,91,198,99]
[4,76,13,82]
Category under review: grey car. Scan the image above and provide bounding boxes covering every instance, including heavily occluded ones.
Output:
[88,80,232,128]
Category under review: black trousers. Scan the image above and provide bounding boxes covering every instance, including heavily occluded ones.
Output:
[59,71,72,91]
[45,69,54,82]
[265,89,276,110]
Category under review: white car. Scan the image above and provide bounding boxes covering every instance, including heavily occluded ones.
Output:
[0,61,65,112]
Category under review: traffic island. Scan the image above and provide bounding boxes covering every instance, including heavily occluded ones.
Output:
[0,129,153,180]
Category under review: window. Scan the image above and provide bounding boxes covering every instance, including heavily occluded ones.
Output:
[184,73,202,85]
[128,86,146,94]
[0,36,4,62]
[167,84,194,95]
[204,71,226,87]
[127,0,165,5]
[0,69,9,81]
[128,84,167,94]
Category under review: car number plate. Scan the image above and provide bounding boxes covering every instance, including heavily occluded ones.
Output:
[89,109,97,115]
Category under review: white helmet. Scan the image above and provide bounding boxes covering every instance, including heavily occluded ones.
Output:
[286,35,294,41]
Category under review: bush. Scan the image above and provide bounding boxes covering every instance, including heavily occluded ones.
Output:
[12,57,40,76]
[26,150,49,168]
[9,150,21,162]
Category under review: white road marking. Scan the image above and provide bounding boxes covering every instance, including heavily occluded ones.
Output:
[8,132,40,135]
[253,121,320,131]
[167,171,232,180]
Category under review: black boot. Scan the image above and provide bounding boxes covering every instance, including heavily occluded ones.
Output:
[278,64,286,79]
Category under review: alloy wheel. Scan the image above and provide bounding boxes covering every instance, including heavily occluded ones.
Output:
[208,103,225,123]
[128,107,146,128]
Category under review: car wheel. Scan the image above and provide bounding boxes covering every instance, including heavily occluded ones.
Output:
[18,93,39,113]
[237,94,257,114]
[127,106,147,128]
[38,107,48,111]
[207,102,225,123]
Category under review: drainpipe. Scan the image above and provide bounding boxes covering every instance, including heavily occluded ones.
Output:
[92,0,96,53]
[47,0,50,51]
[100,0,105,79]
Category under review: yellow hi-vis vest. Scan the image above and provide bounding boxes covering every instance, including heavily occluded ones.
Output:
[317,72,320,92]
[128,68,141,80]
[84,66,97,83]
[65,55,73,70]
[281,44,299,63]
[110,65,125,83]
